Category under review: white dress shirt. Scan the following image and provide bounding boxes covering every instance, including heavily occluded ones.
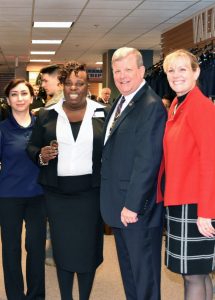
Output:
[48,98,104,176]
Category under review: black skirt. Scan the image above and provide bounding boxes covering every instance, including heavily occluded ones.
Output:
[44,175,103,273]
[165,204,215,275]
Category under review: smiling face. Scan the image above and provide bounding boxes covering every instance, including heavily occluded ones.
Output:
[112,53,145,96]
[164,53,200,97]
[7,82,33,113]
[63,71,88,109]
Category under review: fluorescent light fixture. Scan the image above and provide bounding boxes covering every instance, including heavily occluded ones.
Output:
[96,61,103,65]
[33,22,73,28]
[30,51,55,55]
[32,40,62,44]
[30,59,51,62]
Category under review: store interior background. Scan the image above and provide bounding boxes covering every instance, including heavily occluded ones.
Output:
[0,0,214,100]
[0,1,214,299]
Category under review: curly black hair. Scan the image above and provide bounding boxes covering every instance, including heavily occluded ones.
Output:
[59,61,88,84]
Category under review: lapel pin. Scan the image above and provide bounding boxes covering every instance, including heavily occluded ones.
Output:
[129,101,134,107]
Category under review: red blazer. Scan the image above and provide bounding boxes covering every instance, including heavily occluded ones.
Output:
[162,86,215,218]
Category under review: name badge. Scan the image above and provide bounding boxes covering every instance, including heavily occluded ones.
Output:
[93,111,105,118]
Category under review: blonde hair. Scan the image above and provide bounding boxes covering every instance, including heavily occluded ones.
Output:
[163,49,199,73]
[112,47,143,68]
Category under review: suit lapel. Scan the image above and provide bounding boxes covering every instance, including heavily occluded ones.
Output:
[92,117,101,161]
[103,97,119,131]
[105,83,148,142]
[102,97,120,143]
[108,99,135,138]
[92,116,104,181]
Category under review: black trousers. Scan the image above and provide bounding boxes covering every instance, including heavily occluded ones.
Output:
[0,196,46,300]
[112,226,162,300]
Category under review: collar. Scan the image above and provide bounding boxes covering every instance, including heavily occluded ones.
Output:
[46,97,105,118]
[9,112,34,129]
[123,79,146,103]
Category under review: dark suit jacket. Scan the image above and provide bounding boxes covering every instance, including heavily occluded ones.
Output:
[27,106,105,189]
[100,82,167,228]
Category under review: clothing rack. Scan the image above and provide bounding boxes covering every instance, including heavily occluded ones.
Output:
[190,41,215,66]
[145,41,215,98]
[145,41,215,78]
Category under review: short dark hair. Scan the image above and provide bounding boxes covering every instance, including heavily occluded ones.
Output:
[59,61,88,84]
[4,78,34,97]
[40,64,61,75]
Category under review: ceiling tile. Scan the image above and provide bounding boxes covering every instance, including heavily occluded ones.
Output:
[0,0,213,69]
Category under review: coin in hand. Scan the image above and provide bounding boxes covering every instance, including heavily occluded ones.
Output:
[50,140,58,148]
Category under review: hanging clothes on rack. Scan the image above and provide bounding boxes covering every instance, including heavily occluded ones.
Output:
[145,41,215,99]
[197,42,215,97]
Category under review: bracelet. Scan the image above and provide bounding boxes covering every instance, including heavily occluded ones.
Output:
[38,153,48,166]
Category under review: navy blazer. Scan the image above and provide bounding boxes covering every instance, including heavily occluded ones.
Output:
[100,82,167,228]
[27,107,105,189]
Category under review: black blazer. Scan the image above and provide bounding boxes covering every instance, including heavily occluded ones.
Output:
[27,107,105,189]
[100,83,167,228]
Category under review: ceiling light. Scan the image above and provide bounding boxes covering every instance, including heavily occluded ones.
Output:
[30,59,51,62]
[33,22,73,28]
[32,40,62,44]
[96,62,103,65]
[30,51,55,55]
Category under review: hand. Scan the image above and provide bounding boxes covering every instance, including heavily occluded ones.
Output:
[40,145,58,163]
[197,217,215,238]
[31,108,40,115]
[121,207,138,227]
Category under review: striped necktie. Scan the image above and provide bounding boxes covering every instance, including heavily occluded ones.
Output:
[109,96,126,133]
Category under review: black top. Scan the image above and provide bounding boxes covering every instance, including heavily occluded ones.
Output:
[70,120,82,141]
[177,93,188,107]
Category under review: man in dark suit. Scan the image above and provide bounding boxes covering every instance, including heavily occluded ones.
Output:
[30,84,45,115]
[100,47,167,300]
[97,87,112,104]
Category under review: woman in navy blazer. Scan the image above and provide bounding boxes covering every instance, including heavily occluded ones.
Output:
[27,62,105,300]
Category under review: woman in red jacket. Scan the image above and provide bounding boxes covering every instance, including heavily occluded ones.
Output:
[162,49,215,300]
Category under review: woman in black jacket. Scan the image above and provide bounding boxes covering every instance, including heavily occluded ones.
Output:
[27,62,105,300]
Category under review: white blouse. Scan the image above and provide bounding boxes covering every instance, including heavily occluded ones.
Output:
[48,98,104,176]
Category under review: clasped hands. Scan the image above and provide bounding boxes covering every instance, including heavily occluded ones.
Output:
[121,207,138,227]
[40,143,58,163]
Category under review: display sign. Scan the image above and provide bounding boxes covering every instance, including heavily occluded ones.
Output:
[193,6,215,43]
